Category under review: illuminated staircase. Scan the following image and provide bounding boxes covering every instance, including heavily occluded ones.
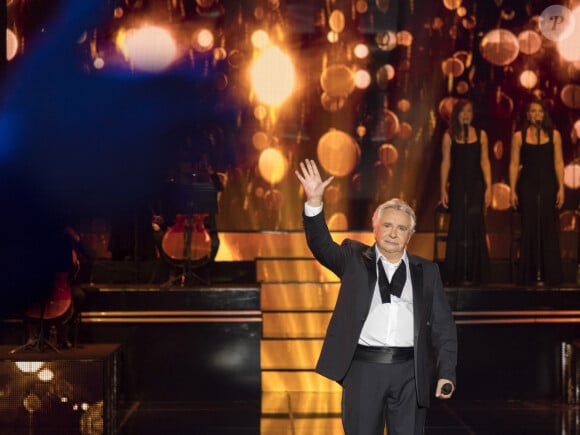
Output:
[259,258,342,434]
[257,232,376,434]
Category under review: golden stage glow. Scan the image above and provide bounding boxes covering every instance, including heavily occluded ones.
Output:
[6,29,18,61]
[519,70,538,89]
[15,361,44,373]
[116,26,177,73]
[258,147,288,184]
[249,45,295,107]
[192,28,214,52]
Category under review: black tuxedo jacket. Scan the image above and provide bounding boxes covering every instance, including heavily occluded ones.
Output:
[304,211,457,407]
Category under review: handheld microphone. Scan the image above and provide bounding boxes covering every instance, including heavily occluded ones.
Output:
[441,382,453,395]
[463,121,468,142]
[534,120,541,143]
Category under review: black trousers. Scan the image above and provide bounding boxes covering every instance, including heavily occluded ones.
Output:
[341,358,426,435]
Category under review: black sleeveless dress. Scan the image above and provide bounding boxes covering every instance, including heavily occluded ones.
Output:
[443,130,490,284]
[516,129,562,285]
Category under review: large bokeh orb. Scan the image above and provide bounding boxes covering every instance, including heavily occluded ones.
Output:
[480,29,519,66]
[258,147,288,184]
[564,163,580,189]
[378,144,399,166]
[561,84,580,109]
[517,30,542,55]
[490,182,511,210]
[320,64,355,98]
[317,129,360,177]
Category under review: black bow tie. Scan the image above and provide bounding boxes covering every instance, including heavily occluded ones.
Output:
[377,259,406,303]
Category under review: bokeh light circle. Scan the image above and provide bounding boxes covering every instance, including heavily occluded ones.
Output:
[517,30,542,55]
[121,26,177,72]
[561,84,580,109]
[438,96,458,124]
[441,57,464,77]
[493,140,504,160]
[328,212,349,230]
[443,0,462,10]
[354,43,369,59]
[252,131,269,150]
[378,144,399,166]
[490,182,511,210]
[258,148,288,184]
[519,70,538,89]
[376,64,395,89]
[397,99,411,112]
[6,29,18,60]
[456,80,469,94]
[324,185,342,205]
[399,122,413,140]
[539,5,575,42]
[479,29,519,66]
[317,129,361,177]
[320,93,346,112]
[375,31,397,51]
[320,64,355,98]
[354,69,371,89]
[329,10,346,33]
[564,163,580,189]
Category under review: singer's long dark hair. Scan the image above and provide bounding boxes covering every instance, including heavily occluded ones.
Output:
[523,99,554,133]
[449,98,472,141]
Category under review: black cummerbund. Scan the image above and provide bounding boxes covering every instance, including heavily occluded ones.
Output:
[353,344,414,364]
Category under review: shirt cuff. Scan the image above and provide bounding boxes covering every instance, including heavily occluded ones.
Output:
[304,202,323,217]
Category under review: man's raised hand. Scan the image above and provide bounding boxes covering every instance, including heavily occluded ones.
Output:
[295,159,334,207]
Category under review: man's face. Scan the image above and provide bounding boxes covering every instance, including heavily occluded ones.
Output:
[374,208,413,261]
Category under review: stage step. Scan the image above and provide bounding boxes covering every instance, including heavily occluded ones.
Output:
[261,391,342,415]
[262,371,340,393]
[261,339,323,369]
[261,282,339,311]
[263,312,331,338]
[256,258,339,283]
[261,417,343,435]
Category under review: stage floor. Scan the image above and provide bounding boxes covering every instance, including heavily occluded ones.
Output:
[115,396,579,434]
[2,259,580,434]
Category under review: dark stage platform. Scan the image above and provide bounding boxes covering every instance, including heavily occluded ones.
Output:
[1,254,580,434]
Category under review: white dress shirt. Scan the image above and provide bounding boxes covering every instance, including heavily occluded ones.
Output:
[304,201,414,347]
[359,250,414,347]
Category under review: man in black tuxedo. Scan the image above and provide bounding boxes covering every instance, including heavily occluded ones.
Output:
[295,159,457,435]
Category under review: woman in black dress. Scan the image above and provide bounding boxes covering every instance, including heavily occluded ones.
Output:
[440,99,492,284]
[509,99,564,285]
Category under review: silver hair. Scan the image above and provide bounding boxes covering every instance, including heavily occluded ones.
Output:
[372,198,416,234]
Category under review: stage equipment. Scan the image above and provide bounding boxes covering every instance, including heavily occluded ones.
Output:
[11,272,74,354]
[159,178,220,286]
[0,344,119,434]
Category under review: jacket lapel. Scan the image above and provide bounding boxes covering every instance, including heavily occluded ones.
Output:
[409,255,423,341]
[363,246,377,306]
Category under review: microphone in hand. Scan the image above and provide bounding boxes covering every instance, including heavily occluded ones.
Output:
[441,382,453,395]
[534,120,541,143]
[462,122,468,142]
